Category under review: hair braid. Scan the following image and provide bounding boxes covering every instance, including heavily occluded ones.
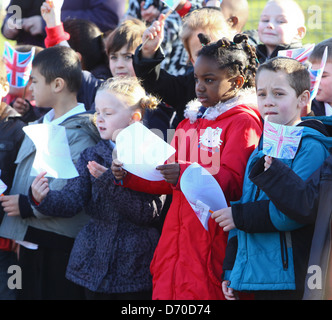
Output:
[197,33,258,89]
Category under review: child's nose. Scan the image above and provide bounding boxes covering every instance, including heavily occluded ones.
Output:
[195,80,205,92]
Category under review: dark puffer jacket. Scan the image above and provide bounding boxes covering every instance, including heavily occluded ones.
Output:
[29,139,165,294]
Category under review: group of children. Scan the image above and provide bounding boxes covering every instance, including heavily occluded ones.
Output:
[0,0,331,300]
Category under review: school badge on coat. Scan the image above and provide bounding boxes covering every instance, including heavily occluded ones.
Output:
[198,127,223,153]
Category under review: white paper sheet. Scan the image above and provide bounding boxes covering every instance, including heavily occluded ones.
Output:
[116,122,176,181]
[180,162,227,230]
[0,179,7,194]
[23,123,79,179]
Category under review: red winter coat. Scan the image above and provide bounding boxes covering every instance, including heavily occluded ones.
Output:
[123,91,263,299]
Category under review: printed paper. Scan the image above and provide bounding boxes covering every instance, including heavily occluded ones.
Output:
[180,162,227,230]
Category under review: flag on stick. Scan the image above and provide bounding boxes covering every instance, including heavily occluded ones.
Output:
[3,42,35,88]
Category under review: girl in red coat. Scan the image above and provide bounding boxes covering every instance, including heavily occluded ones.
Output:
[107,34,263,300]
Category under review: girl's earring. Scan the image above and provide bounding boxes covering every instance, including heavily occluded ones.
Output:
[132,112,142,122]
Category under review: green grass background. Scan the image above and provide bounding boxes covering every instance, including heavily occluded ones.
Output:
[0,0,331,54]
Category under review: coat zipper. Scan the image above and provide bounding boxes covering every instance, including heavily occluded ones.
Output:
[280,232,289,270]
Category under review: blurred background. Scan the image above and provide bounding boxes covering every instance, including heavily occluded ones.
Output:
[0,0,331,54]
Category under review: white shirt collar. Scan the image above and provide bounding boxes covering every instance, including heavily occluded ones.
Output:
[43,103,86,125]
[324,102,332,116]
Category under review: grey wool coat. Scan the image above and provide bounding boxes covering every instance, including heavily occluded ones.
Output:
[30,139,165,294]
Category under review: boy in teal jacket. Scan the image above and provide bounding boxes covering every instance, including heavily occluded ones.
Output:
[212,57,332,300]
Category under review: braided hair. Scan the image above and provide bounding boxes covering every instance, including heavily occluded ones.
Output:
[197,33,258,89]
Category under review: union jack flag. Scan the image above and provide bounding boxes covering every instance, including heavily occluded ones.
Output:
[308,46,328,100]
[278,44,315,64]
[263,120,303,159]
[3,42,35,88]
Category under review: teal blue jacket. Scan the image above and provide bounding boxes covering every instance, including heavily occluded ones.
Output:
[227,123,332,292]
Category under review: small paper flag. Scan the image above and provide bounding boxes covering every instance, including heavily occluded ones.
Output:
[3,42,35,88]
[263,120,303,159]
[278,44,315,64]
[308,46,328,100]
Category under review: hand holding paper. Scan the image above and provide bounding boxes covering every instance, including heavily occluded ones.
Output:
[211,207,235,232]
[31,171,50,203]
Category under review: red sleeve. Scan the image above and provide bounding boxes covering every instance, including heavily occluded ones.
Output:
[214,113,262,202]
[176,1,192,17]
[122,172,173,195]
[44,23,70,48]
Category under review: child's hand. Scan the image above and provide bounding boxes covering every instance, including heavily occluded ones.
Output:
[156,163,180,185]
[222,281,238,300]
[13,97,29,115]
[264,155,273,171]
[31,171,49,204]
[211,207,235,231]
[111,159,128,181]
[141,13,165,59]
[41,0,63,27]
[22,16,44,36]
[0,195,20,216]
[87,161,108,179]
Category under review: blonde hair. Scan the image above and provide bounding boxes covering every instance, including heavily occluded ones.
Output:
[98,77,159,115]
[180,8,235,61]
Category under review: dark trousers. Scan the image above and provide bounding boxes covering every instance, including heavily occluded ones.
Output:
[17,245,85,300]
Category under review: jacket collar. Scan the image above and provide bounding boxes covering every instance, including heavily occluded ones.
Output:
[184,87,257,124]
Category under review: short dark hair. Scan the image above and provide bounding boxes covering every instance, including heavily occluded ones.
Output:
[256,57,310,97]
[63,18,108,72]
[32,46,82,93]
[309,38,332,64]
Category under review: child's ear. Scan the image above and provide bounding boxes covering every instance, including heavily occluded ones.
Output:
[233,75,245,90]
[52,77,65,93]
[296,26,306,40]
[298,90,310,110]
[130,110,142,124]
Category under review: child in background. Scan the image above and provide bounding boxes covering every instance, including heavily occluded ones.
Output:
[133,7,235,126]
[110,34,262,300]
[63,18,111,80]
[309,38,332,116]
[0,46,100,300]
[212,57,332,300]
[0,58,25,300]
[256,0,306,64]
[30,77,165,300]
